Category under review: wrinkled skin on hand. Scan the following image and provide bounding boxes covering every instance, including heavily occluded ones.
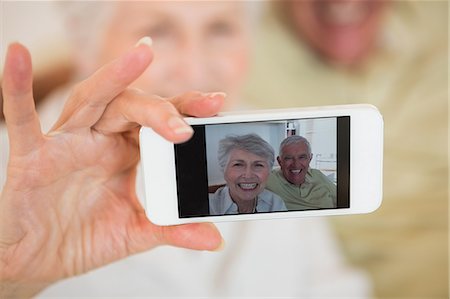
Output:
[0,42,224,298]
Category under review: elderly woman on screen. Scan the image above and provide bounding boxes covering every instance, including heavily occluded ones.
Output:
[209,134,287,215]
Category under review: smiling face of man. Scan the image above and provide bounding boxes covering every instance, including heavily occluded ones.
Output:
[224,149,270,203]
[277,142,312,186]
[285,0,387,66]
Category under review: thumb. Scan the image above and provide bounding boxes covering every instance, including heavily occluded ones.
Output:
[129,215,224,254]
[157,223,224,251]
[2,43,43,155]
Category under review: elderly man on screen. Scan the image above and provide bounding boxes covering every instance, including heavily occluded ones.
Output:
[267,135,336,210]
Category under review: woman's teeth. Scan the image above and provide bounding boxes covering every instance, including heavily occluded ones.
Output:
[238,183,257,190]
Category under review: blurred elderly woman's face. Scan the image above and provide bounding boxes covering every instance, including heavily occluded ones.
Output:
[224,149,270,203]
[96,1,250,107]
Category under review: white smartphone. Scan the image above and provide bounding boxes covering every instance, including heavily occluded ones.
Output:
[139,104,383,226]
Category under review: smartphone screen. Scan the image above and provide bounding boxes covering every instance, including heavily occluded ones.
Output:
[174,116,350,218]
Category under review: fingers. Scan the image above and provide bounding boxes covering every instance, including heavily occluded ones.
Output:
[52,37,154,131]
[92,90,193,144]
[2,43,43,154]
[156,223,224,252]
[169,91,226,117]
[92,90,226,144]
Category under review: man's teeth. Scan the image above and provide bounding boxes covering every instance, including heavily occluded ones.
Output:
[239,183,257,190]
[320,1,368,26]
[291,170,302,174]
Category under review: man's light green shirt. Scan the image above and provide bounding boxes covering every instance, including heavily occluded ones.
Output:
[266,168,336,211]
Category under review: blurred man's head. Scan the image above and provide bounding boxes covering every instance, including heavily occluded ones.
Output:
[284,0,387,66]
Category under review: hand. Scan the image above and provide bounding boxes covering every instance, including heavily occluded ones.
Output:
[0,40,224,298]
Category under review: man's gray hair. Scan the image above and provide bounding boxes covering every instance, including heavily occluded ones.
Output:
[218,134,275,172]
[279,135,312,156]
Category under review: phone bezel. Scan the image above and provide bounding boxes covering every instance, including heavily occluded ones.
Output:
[139,104,383,226]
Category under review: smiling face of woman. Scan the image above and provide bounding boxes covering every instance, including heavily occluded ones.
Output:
[96,1,250,108]
[224,149,270,204]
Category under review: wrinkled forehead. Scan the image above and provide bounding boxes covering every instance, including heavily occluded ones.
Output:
[110,1,252,27]
[280,142,310,156]
[116,1,246,22]
[228,148,268,163]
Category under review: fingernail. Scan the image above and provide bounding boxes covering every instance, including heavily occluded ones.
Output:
[213,239,226,252]
[203,92,227,99]
[168,117,194,135]
[135,36,153,48]
[46,131,60,137]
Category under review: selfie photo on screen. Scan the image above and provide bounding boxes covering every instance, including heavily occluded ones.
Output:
[174,116,350,218]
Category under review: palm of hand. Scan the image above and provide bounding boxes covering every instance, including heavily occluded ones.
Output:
[4,127,151,281]
[0,42,223,295]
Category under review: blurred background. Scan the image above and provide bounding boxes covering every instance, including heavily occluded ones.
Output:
[1,1,448,298]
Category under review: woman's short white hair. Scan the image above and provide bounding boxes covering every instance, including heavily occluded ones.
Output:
[218,134,275,172]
